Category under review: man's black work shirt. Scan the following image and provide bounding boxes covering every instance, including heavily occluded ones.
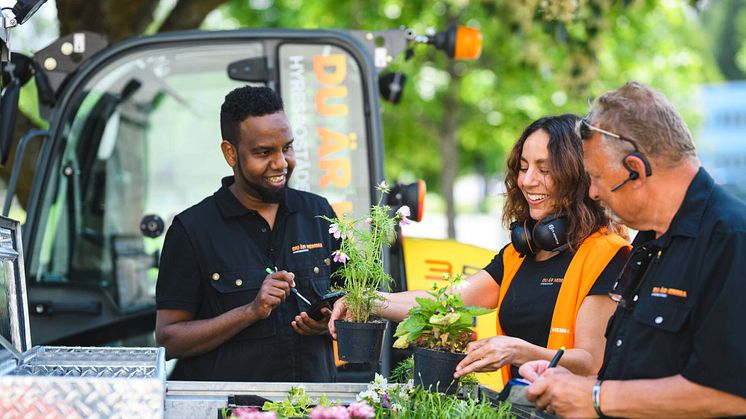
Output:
[599,168,746,399]
[156,177,340,382]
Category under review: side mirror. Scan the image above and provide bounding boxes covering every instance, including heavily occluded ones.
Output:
[388,180,426,222]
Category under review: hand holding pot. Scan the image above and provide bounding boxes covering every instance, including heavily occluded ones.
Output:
[292,308,331,335]
[250,270,295,319]
[454,335,525,378]
[327,296,350,339]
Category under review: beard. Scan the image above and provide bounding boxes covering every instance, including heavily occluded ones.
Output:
[235,158,291,204]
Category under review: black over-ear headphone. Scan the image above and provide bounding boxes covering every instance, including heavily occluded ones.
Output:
[611,151,653,192]
[510,214,569,256]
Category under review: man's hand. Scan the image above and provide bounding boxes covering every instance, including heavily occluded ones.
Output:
[328,297,350,339]
[249,270,295,319]
[292,308,331,335]
[526,367,597,418]
[454,335,524,378]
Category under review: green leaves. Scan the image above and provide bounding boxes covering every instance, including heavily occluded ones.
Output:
[394,273,493,353]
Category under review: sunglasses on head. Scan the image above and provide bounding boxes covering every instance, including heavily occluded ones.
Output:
[578,119,641,151]
[608,244,661,309]
[578,118,653,192]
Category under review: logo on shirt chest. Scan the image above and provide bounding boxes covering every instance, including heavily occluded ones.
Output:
[291,242,323,254]
[651,286,688,299]
[540,277,564,286]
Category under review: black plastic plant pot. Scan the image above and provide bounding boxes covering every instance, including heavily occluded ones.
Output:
[413,347,466,394]
[334,320,387,363]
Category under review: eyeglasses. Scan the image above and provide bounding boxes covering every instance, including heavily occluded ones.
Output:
[608,244,661,309]
[578,119,643,155]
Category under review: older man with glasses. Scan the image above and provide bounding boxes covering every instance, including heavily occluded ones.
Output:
[520,81,746,418]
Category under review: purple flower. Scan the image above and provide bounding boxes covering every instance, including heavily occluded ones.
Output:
[309,405,350,419]
[381,394,391,409]
[347,402,375,419]
[329,223,342,239]
[332,250,349,263]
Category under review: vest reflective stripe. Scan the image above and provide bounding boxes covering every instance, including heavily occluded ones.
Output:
[496,229,629,384]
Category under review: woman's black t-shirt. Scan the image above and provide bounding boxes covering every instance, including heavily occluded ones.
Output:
[483,244,628,377]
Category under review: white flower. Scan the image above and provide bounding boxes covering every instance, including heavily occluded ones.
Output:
[355,390,379,404]
[372,373,388,387]
[452,278,471,290]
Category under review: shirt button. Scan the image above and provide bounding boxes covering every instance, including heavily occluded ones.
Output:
[313,266,320,274]
[324,258,331,266]
[654,316,663,324]
[616,339,623,347]
[235,279,243,286]
[261,227,267,233]
[633,295,638,302]
[212,273,220,281]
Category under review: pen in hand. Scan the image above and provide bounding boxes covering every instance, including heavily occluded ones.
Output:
[267,267,312,305]
[547,346,566,369]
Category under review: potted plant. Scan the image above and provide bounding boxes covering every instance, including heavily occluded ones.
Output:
[392,273,493,394]
[321,181,411,363]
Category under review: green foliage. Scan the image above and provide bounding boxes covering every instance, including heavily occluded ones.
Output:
[215,0,718,196]
[261,386,314,417]
[390,356,415,384]
[259,386,341,417]
[394,388,513,419]
[393,274,493,353]
[321,181,406,322]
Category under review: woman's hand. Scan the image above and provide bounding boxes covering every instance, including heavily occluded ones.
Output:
[454,335,526,378]
[327,297,350,339]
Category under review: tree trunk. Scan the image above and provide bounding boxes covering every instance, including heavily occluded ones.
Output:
[439,59,460,239]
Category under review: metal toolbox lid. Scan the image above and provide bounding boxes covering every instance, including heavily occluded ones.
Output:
[0,215,32,366]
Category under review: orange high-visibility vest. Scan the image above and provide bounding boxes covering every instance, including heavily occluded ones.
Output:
[496,229,629,384]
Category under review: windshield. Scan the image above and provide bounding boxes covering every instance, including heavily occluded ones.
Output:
[28,39,373,312]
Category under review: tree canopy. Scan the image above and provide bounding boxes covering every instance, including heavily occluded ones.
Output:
[4,0,725,237]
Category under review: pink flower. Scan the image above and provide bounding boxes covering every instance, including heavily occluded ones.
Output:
[309,405,350,419]
[329,223,342,239]
[347,402,375,418]
[397,205,412,226]
[396,205,411,218]
[332,250,349,263]
[365,218,372,226]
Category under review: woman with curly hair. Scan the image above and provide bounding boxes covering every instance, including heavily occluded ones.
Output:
[330,114,630,382]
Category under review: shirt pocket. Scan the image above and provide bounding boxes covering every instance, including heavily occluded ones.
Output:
[287,256,332,311]
[632,300,691,333]
[208,268,276,340]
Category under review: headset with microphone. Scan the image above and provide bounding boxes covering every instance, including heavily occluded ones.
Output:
[510,214,570,256]
[610,151,652,192]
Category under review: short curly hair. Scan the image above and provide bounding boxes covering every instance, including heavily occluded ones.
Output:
[220,85,284,146]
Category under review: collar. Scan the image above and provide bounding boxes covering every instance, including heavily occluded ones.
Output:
[214,176,300,218]
[634,167,714,248]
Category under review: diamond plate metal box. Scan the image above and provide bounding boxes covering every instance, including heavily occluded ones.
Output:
[0,217,166,418]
